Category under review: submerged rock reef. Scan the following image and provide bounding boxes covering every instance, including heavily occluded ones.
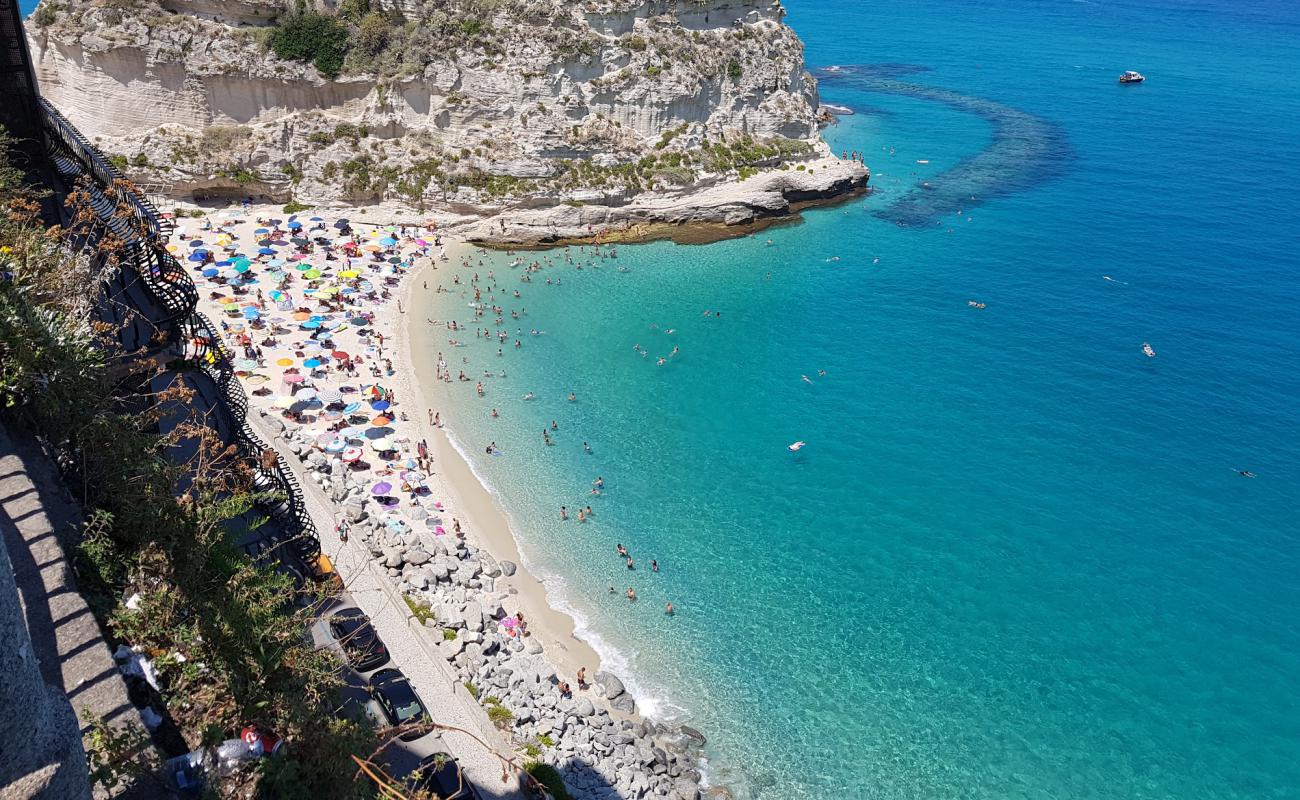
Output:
[27,0,866,241]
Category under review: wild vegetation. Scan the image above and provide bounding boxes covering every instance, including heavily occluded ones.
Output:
[0,126,375,798]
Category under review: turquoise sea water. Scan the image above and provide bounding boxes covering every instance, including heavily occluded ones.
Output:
[422,2,1300,797]
[24,0,1300,795]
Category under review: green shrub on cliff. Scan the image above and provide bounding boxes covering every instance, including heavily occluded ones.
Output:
[269,11,349,79]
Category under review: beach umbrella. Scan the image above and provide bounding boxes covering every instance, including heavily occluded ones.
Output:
[237,358,259,370]
[273,395,296,408]
[187,240,205,248]
[294,261,313,271]
[233,262,251,273]
[370,438,395,451]
[242,307,260,319]
[365,426,394,440]
[310,216,324,222]
[303,358,322,368]
[333,219,350,229]
[370,481,392,495]
[287,220,303,229]
[324,438,346,453]
[283,374,306,384]
[276,357,293,367]
[371,415,391,426]
[303,268,322,279]
[341,446,363,463]
[317,389,342,404]
[370,399,390,412]
[247,375,269,385]
[339,270,360,278]
[322,410,342,421]
[187,253,207,262]
[201,268,219,277]
[380,237,398,247]
[254,227,270,234]
[257,247,276,255]
[331,350,350,360]
[301,320,321,329]
[295,387,318,400]
[343,402,363,414]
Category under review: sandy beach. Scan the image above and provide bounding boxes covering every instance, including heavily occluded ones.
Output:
[182,202,700,800]
[394,248,604,681]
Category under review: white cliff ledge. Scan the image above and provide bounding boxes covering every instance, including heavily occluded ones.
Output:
[27,0,866,243]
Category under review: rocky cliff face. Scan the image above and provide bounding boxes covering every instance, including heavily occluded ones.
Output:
[27,0,864,229]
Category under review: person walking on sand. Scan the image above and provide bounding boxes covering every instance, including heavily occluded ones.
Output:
[577,667,588,689]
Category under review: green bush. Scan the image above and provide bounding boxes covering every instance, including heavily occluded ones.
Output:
[463,680,479,699]
[524,762,574,800]
[727,60,743,80]
[403,592,436,624]
[282,200,310,214]
[269,12,349,79]
[442,627,458,641]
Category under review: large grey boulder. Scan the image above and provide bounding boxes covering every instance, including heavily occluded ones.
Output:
[594,671,625,699]
[608,692,636,714]
[499,559,517,576]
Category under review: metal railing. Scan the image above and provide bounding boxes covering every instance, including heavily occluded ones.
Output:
[38,97,172,239]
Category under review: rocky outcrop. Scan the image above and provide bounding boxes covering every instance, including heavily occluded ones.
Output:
[26,0,848,207]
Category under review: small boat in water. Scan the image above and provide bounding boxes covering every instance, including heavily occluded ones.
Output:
[1142,342,1156,358]
[1118,70,1145,84]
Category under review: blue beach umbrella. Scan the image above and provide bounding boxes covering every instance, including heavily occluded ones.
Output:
[187,240,204,248]
[188,253,206,262]
[370,400,390,412]
[232,257,252,270]
[333,219,349,229]
[201,267,219,277]
[287,220,303,229]
[242,307,261,319]
[301,320,321,329]
[309,216,324,222]
[380,237,398,247]
[233,262,251,273]
[257,248,275,256]
[254,227,270,234]
[303,358,321,368]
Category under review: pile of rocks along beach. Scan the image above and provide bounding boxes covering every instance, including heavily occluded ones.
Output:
[266,410,717,800]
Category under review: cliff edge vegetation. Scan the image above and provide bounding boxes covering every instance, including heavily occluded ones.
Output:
[27,0,861,219]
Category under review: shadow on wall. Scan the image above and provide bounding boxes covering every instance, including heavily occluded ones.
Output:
[818,64,1073,227]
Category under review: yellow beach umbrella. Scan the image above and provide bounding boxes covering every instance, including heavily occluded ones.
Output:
[339,270,360,278]
[276,357,294,367]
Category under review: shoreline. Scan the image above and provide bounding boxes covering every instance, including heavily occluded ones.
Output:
[394,249,606,682]
[185,207,709,799]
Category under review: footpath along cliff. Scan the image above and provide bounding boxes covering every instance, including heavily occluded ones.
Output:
[27,0,866,241]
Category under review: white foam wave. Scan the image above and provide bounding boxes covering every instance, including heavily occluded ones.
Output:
[438,424,691,726]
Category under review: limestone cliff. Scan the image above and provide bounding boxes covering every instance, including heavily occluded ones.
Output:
[27,0,866,233]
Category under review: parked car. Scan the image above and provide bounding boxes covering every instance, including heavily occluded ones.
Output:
[407,753,481,799]
[307,551,344,595]
[368,668,431,741]
[327,608,389,672]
